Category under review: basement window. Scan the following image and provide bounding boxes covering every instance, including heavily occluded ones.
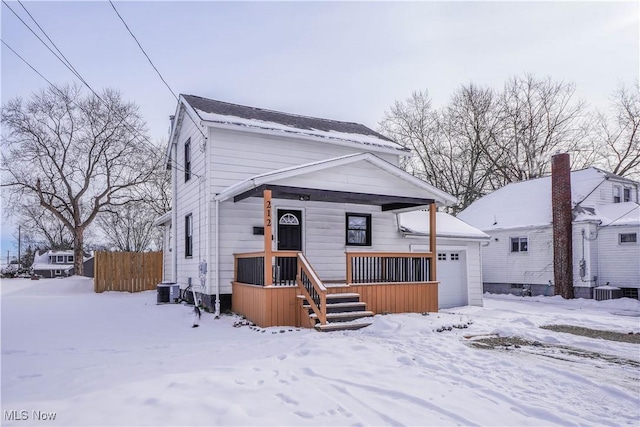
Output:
[510,237,528,253]
[619,233,637,244]
[346,213,371,246]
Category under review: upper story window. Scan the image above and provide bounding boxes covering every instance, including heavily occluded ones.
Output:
[185,214,193,258]
[613,185,621,203]
[619,233,637,244]
[67,255,74,263]
[510,237,528,253]
[184,138,191,182]
[623,188,632,202]
[346,213,371,246]
[56,255,64,263]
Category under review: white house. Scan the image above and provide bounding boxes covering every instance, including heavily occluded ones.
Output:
[158,94,488,329]
[457,167,640,299]
[31,250,94,278]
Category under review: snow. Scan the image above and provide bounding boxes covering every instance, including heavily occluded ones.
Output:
[457,167,636,230]
[2,276,639,426]
[399,210,490,240]
[194,109,406,152]
[574,202,640,226]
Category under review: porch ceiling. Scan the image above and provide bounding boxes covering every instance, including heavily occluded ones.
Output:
[234,184,435,211]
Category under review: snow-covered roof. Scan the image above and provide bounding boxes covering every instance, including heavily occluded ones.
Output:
[182,95,408,154]
[458,167,638,230]
[574,202,640,226]
[31,250,92,271]
[214,152,458,207]
[399,211,490,240]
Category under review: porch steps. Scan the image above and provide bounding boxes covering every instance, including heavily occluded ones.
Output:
[301,292,374,332]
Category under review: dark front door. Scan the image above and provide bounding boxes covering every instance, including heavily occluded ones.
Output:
[277,210,302,282]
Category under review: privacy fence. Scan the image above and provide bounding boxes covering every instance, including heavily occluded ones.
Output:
[94,251,163,293]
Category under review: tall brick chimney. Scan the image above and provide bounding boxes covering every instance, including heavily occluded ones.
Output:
[551,153,574,299]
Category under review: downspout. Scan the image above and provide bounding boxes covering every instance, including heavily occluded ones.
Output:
[214,198,220,317]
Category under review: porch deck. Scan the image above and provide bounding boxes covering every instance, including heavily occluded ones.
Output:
[232,251,439,329]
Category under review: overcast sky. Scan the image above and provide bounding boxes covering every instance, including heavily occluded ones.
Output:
[1,0,638,257]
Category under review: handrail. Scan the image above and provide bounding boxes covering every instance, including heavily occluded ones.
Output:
[234,251,266,258]
[296,253,327,325]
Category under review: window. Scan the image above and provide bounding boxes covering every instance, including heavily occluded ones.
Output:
[450,253,460,261]
[345,213,371,246]
[613,186,621,203]
[56,255,64,263]
[510,237,528,253]
[184,138,191,182]
[619,233,637,244]
[54,269,62,276]
[437,253,447,261]
[623,188,631,202]
[185,214,193,257]
[168,224,172,252]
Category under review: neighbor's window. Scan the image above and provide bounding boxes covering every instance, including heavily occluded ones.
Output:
[346,213,371,246]
[613,186,621,203]
[623,188,632,202]
[184,138,191,182]
[67,255,74,263]
[56,255,64,263]
[510,237,528,253]
[185,214,193,257]
[619,233,637,244]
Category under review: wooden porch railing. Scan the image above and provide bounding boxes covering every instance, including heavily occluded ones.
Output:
[234,251,300,287]
[296,253,327,325]
[346,252,434,284]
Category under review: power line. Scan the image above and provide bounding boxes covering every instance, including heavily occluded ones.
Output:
[1,37,194,177]
[107,0,209,145]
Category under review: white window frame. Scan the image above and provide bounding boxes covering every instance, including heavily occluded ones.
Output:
[54,269,62,276]
[510,236,528,253]
[619,233,637,244]
[67,255,74,263]
[56,255,64,263]
[613,185,622,203]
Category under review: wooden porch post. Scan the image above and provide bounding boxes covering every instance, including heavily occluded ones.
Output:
[264,189,273,286]
[429,202,437,282]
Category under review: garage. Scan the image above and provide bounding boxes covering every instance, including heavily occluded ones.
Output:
[401,210,490,309]
[436,250,468,309]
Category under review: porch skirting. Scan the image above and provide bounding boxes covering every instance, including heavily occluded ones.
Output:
[232,281,439,328]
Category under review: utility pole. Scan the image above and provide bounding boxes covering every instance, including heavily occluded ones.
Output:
[18,225,22,269]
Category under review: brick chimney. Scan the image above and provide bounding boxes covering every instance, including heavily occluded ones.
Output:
[551,153,574,299]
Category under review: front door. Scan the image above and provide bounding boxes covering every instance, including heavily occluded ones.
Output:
[277,209,302,282]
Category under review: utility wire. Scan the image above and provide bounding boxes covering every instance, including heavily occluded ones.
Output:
[107,0,209,144]
[1,37,195,178]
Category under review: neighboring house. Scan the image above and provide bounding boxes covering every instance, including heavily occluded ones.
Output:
[458,167,640,299]
[158,94,488,329]
[32,250,95,278]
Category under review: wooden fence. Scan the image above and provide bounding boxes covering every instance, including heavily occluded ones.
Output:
[94,251,163,293]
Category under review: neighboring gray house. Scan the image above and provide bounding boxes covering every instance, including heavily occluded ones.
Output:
[32,250,94,278]
[458,167,640,299]
[157,94,489,329]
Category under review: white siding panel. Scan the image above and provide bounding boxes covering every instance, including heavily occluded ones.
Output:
[597,225,640,288]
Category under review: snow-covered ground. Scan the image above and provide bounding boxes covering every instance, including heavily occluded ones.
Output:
[2,277,639,426]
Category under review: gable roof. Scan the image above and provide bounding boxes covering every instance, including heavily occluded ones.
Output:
[180,95,408,154]
[214,152,458,208]
[457,167,639,230]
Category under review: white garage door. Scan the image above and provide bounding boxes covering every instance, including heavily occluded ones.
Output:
[436,250,468,309]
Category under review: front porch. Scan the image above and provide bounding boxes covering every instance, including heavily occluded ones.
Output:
[233,248,439,330]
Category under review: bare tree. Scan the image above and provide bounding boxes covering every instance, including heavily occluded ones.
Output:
[594,82,640,179]
[1,84,155,275]
[495,75,591,184]
[17,206,74,251]
[96,148,170,252]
